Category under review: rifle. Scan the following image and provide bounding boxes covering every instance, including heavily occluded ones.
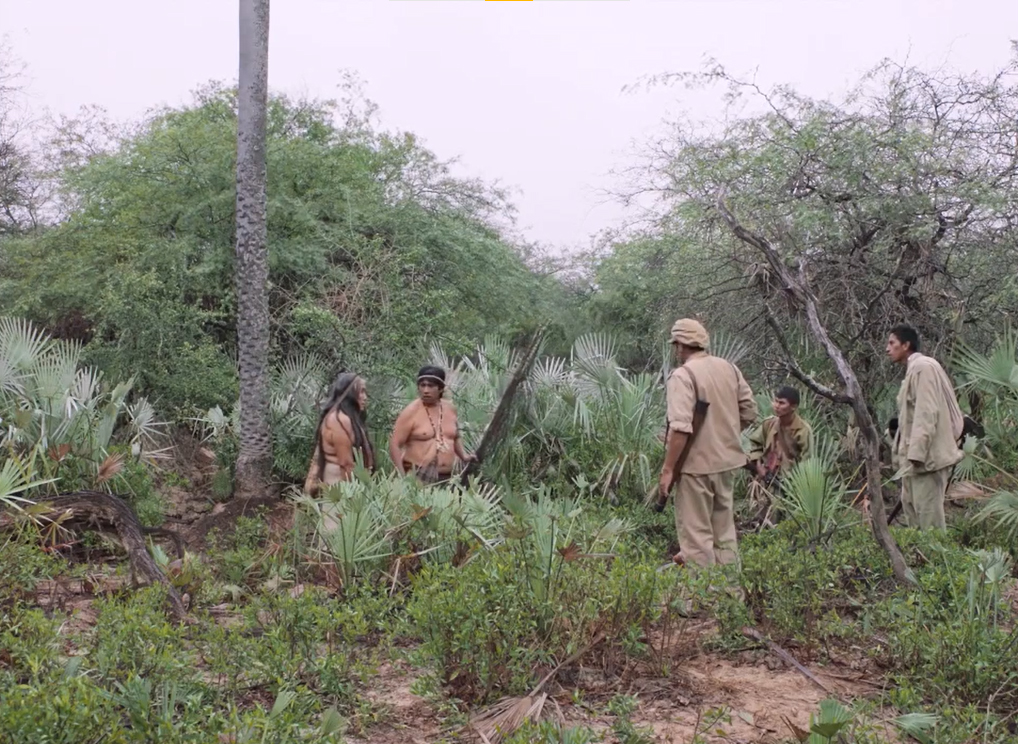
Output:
[459,328,545,487]
[654,370,709,512]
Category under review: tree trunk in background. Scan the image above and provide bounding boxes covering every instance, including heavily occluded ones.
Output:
[233,0,273,499]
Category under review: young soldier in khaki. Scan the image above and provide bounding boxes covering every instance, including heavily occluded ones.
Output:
[658,319,757,567]
[747,386,813,485]
[887,324,964,530]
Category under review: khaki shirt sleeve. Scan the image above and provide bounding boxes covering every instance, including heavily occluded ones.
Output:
[747,423,765,461]
[735,366,758,430]
[666,369,695,434]
[798,422,813,460]
[907,368,939,464]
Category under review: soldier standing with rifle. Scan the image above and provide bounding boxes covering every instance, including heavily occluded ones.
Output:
[655,319,758,568]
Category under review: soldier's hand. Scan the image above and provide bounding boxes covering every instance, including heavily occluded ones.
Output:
[652,498,665,513]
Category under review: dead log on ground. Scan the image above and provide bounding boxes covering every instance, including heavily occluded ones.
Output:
[21,491,189,622]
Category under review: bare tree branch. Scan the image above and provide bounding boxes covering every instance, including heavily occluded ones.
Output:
[761,308,852,404]
[717,189,915,585]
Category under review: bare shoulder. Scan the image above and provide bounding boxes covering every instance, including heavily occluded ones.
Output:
[397,399,422,420]
[322,411,353,437]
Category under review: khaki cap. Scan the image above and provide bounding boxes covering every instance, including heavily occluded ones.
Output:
[670,318,709,349]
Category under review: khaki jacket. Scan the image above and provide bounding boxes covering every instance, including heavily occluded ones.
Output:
[748,414,813,473]
[894,353,964,473]
[666,352,757,475]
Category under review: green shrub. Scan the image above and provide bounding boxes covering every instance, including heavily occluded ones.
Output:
[89,586,196,687]
[737,523,894,646]
[0,537,61,604]
[0,604,65,685]
[407,543,683,703]
[503,721,598,744]
[0,674,129,744]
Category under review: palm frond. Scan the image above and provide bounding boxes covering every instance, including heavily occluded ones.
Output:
[954,327,1018,397]
[0,317,54,377]
[709,330,751,367]
[777,457,850,539]
[0,454,54,510]
[974,490,1018,541]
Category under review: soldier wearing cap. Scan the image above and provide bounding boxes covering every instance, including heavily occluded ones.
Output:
[389,365,475,484]
[659,319,758,567]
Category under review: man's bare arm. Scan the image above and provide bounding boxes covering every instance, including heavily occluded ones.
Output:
[661,431,688,482]
[389,410,412,475]
[450,409,475,462]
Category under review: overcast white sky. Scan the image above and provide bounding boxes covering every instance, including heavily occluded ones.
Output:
[2,0,1016,250]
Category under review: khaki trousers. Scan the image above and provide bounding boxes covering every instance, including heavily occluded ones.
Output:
[902,467,950,530]
[674,470,738,568]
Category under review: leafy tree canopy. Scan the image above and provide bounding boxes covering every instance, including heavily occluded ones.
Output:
[594,52,1018,393]
[0,84,570,415]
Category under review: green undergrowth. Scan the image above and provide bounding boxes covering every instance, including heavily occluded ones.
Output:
[724,522,1018,732]
[2,495,1017,743]
[0,524,395,744]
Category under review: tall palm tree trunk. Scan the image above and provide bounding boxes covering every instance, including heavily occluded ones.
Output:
[233,0,273,499]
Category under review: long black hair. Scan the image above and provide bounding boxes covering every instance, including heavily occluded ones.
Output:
[314,372,374,479]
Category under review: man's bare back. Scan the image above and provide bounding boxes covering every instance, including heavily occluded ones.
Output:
[304,374,371,495]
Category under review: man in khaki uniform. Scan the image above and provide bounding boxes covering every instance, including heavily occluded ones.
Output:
[747,386,813,488]
[657,319,758,567]
[887,324,964,530]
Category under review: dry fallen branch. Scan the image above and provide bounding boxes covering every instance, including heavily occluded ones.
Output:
[741,626,834,696]
[27,491,190,622]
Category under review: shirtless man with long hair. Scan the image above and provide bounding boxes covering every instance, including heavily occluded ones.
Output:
[389,366,474,484]
[304,373,375,495]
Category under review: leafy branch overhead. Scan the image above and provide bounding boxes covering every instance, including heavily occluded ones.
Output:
[605,55,1018,391]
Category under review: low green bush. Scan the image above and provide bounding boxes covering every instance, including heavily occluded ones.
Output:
[406,542,684,703]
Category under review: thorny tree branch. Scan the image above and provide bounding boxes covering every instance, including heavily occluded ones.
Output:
[761,308,851,405]
[716,189,915,585]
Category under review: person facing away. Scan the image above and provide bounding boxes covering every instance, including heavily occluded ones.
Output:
[389,366,475,484]
[303,373,374,495]
[747,386,813,487]
[658,319,758,568]
[887,324,964,530]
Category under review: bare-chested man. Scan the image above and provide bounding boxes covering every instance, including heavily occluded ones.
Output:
[303,373,374,495]
[389,366,475,484]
